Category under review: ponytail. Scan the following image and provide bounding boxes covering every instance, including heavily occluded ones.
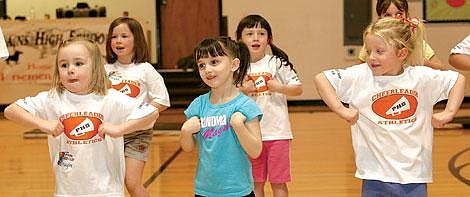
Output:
[235,41,250,86]
[270,43,295,70]
[364,16,425,66]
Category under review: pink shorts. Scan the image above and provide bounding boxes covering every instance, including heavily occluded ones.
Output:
[250,139,291,183]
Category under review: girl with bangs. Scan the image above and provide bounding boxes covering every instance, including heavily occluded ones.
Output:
[105,17,170,197]
[180,36,262,197]
[236,14,303,197]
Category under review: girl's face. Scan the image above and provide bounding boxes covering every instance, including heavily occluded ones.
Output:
[380,3,406,18]
[240,25,269,62]
[111,23,135,64]
[196,55,239,89]
[365,34,407,76]
[57,43,92,94]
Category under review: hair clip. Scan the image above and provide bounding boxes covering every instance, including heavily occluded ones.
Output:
[394,14,419,33]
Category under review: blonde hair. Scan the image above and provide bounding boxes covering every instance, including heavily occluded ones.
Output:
[51,38,109,95]
[363,17,425,66]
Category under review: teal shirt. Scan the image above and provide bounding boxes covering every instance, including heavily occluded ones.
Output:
[185,92,262,196]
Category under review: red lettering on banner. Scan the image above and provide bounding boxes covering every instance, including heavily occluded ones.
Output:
[28,63,53,70]
[12,73,51,81]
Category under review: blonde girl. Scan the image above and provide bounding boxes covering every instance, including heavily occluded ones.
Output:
[315,17,464,196]
[4,38,158,196]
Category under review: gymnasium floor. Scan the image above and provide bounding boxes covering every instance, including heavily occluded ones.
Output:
[0,107,469,196]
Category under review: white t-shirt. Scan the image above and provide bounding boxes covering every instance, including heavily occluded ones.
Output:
[450,35,470,55]
[15,89,157,197]
[323,63,458,184]
[105,62,170,107]
[246,54,301,141]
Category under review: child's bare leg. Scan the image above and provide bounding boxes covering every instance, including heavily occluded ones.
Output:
[254,182,265,197]
[271,182,288,197]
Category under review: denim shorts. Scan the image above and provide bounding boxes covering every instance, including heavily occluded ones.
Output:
[362,179,427,197]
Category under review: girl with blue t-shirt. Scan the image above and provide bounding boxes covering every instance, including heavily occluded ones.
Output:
[180,37,263,197]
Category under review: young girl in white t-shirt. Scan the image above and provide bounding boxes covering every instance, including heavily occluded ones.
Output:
[449,34,470,70]
[315,16,465,196]
[4,38,158,197]
[236,14,303,197]
[104,17,170,197]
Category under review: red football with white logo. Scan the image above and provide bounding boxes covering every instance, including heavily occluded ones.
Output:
[372,94,417,119]
[112,83,140,98]
[249,75,271,92]
[62,116,102,140]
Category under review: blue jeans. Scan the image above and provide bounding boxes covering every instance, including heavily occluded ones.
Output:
[362,179,427,197]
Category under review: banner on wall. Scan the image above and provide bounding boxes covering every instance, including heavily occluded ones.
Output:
[0,18,113,104]
[0,27,9,59]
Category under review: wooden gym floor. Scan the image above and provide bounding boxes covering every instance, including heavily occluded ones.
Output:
[0,107,469,196]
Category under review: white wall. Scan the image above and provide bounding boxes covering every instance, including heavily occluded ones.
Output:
[224,0,470,100]
[6,0,470,100]
[224,0,351,100]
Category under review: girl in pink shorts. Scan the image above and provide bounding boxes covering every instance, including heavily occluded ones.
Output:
[237,14,303,197]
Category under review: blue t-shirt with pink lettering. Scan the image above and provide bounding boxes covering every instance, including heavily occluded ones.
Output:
[184,91,262,197]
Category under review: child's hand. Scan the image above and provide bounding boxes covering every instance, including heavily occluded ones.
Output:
[267,79,283,93]
[338,107,359,124]
[39,120,64,137]
[230,112,247,129]
[240,76,256,93]
[432,111,454,128]
[181,117,201,135]
[98,122,123,138]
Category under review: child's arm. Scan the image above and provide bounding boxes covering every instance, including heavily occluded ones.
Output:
[449,54,470,71]
[432,74,466,128]
[149,101,169,113]
[267,79,303,96]
[314,73,358,124]
[179,116,201,152]
[98,111,159,138]
[425,56,449,70]
[230,112,262,158]
[4,103,63,136]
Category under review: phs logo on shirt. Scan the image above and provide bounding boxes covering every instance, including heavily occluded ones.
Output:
[112,82,140,97]
[108,72,141,97]
[372,89,418,120]
[249,73,272,92]
[61,114,103,140]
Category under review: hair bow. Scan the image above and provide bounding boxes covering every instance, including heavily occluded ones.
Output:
[394,14,419,33]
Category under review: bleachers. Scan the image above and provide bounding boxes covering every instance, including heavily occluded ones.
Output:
[159,68,208,108]
[155,69,209,131]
